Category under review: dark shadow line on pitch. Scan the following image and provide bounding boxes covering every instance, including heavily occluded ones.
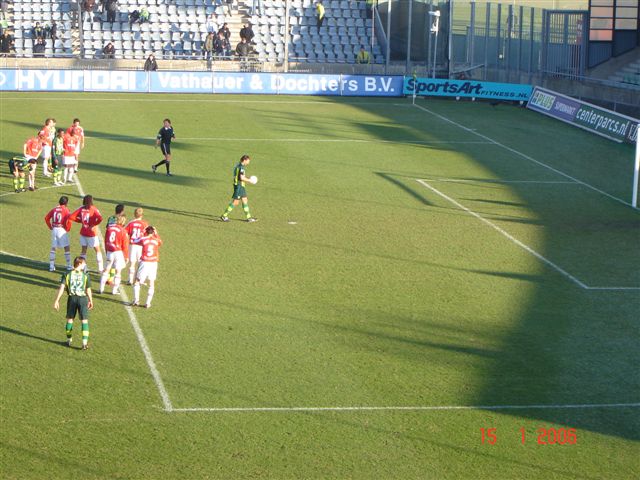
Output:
[374,172,433,206]
[0,325,68,348]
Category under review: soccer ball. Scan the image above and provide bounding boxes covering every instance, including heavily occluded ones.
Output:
[249,175,258,185]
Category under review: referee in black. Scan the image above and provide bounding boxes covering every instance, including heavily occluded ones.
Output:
[152,118,176,176]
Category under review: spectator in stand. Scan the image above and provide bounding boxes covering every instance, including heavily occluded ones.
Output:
[365,0,376,19]
[356,46,370,64]
[83,0,96,21]
[33,22,45,40]
[240,22,254,44]
[33,38,46,57]
[236,37,250,58]
[144,53,158,71]
[50,21,58,41]
[0,1,8,17]
[0,32,14,56]
[223,0,233,18]
[103,41,115,59]
[315,0,325,28]
[214,31,230,59]
[204,32,215,62]
[105,0,118,23]
[139,7,149,23]
[218,23,230,42]
[128,9,140,27]
[205,14,217,34]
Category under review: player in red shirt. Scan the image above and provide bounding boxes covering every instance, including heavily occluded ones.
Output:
[62,128,79,184]
[44,196,73,271]
[125,207,148,285]
[23,133,43,191]
[66,118,85,172]
[99,216,129,294]
[39,118,55,177]
[132,226,163,308]
[68,195,104,273]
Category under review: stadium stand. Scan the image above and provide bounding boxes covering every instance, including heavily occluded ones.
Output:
[6,0,383,65]
[610,58,640,88]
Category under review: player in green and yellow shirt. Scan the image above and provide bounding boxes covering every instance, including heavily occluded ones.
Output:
[53,256,94,349]
[220,154,257,222]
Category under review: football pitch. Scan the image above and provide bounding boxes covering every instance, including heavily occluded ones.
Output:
[0,92,638,478]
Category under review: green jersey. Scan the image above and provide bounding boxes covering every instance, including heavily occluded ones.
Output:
[61,270,91,296]
[53,136,64,156]
[107,215,118,226]
[233,163,246,187]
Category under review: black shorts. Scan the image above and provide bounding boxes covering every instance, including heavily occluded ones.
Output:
[160,143,171,155]
[66,295,89,320]
[8,160,23,174]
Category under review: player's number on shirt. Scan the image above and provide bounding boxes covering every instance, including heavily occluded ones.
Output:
[53,212,62,224]
[108,231,117,244]
[146,244,155,258]
[132,227,142,239]
[81,212,90,225]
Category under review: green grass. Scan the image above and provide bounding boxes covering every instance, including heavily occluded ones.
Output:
[1,92,638,479]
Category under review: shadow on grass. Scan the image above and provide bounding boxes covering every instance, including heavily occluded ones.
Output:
[0,325,68,348]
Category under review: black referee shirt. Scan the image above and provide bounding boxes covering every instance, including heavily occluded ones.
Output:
[157,127,175,145]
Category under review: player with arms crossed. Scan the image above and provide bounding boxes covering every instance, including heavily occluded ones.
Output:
[125,207,148,285]
[220,154,258,222]
[132,226,162,308]
[100,215,129,295]
[39,118,55,177]
[68,195,104,273]
[152,119,175,176]
[44,195,72,272]
[53,256,94,350]
[62,127,79,184]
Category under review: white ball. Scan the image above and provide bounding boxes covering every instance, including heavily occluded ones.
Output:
[249,175,258,185]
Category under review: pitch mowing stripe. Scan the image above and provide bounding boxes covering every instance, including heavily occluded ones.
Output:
[171,402,640,413]
[412,103,634,208]
[84,136,492,146]
[72,175,174,412]
[416,179,640,291]
[0,183,66,198]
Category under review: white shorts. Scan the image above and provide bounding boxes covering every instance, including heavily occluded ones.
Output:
[75,144,81,155]
[63,155,77,166]
[79,235,99,248]
[136,261,158,283]
[129,244,142,264]
[51,227,70,249]
[105,250,126,270]
[43,145,52,159]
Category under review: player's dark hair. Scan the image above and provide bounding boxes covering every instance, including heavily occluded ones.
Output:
[56,128,64,135]
[45,117,53,125]
[115,204,125,214]
[145,225,155,235]
[83,195,93,208]
[59,196,68,206]
[163,118,171,124]
[73,118,80,124]
[73,256,85,268]
[240,154,250,162]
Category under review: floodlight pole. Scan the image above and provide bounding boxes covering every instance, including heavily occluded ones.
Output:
[429,10,440,78]
[284,0,291,72]
[633,123,640,208]
[385,0,392,74]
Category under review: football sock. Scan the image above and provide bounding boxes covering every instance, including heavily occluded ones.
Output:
[129,266,135,284]
[99,270,109,292]
[28,175,34,188]
[165,161,171,174]
[155,159,167,168]
[43,159,49,174]
[13,177,18,190]
[113,273,121,292]
[81,319,89,346]
[242,203,252,219]
[222,202,234,217]
[53,170,62,183]
[108,268,116,282]
[96,253,104,273]
[133,283,141,304]
[66,320,73,339]
[19,177,25,189]
[64,251,71,268]
[146,286,154,307]
[49,249,56,269]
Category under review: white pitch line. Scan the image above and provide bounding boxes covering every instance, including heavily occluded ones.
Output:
[425,178,578,185]
[0,183,65,198]
[416,179,589,289]
[416,179,640,291]
[72,176,174,412]
[172,402,640,413]
[412,103,634,207]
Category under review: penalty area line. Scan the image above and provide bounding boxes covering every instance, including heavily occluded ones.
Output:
[171,402,640,413]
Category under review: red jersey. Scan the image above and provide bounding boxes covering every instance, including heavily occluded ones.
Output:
[44,205,71,231]
[125,219,148,244]
[134,235,163,262]
[24,137,42,158]
[69,206,103,237]
[39,127,53,146]
[67,125,84,140]
[104,224,129,257]
[63,134,78,156]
